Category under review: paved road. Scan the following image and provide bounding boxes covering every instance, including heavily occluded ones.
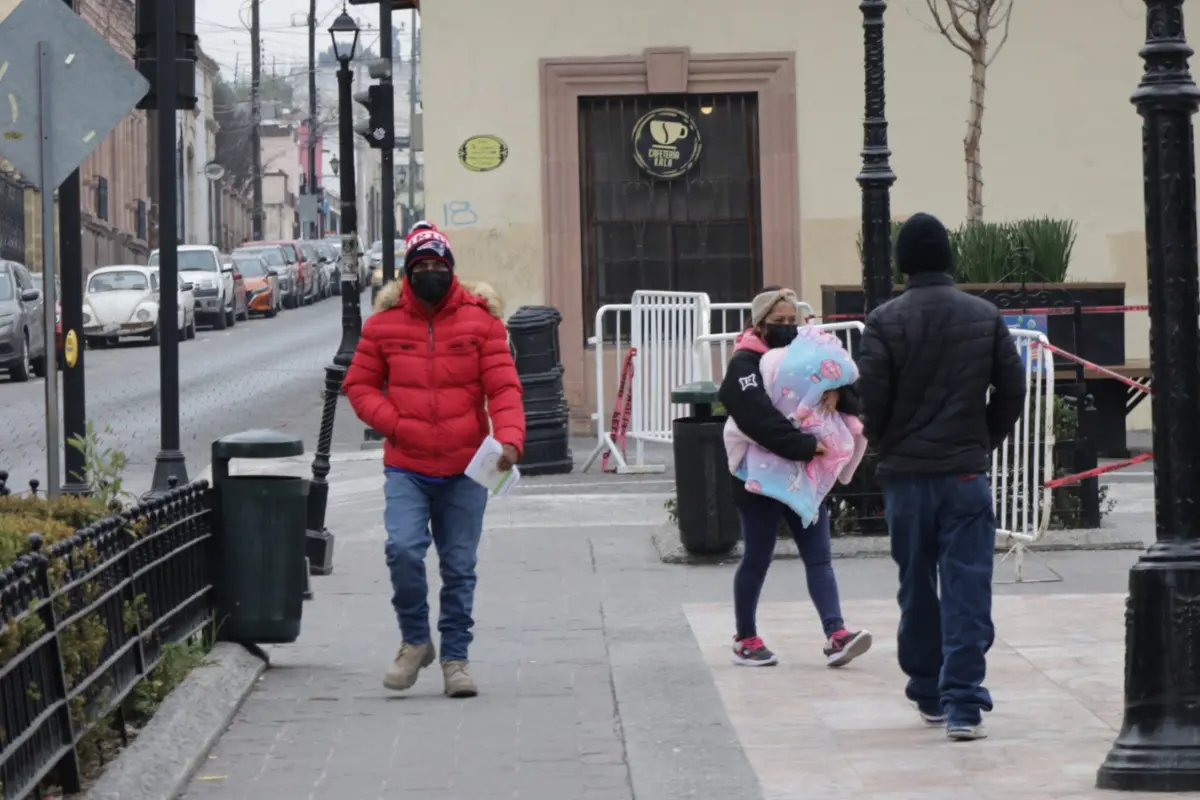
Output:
[0,290,374,495]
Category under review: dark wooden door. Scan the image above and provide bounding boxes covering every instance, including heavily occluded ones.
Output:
[579,93,763,340]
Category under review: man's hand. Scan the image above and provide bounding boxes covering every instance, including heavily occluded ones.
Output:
[496,444,520,472]
[814,443,827,456]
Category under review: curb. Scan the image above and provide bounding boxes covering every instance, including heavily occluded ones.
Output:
[651,526,1146,565]
[88,642,268,800]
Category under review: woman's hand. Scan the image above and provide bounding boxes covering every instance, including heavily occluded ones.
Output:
[814,443,827,456]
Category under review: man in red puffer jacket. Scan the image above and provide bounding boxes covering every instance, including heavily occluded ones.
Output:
[344,228,525,698]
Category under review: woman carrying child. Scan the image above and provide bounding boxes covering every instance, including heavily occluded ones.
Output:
[717,287,872,668]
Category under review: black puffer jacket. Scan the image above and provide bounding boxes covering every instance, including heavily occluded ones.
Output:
[857,271,1026,478]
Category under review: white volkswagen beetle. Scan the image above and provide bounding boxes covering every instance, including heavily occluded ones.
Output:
[82,264,196,347]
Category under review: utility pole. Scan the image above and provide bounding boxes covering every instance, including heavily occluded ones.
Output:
[59,0,86,495]
[250,0,263,240]
[307,0,318,239]
[407,9,416,225]
[379,1,396,284]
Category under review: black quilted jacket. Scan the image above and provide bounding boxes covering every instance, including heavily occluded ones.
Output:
[856,271,1027,478]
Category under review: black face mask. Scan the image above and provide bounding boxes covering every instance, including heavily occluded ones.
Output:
[410,270,452,304]
[763,323,798,349]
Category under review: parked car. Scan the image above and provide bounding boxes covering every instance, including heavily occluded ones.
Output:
[315,242,340,295]
[223,261,249,322]
[365,239,382,274]
[30,273,63,369]
[298,240,329,300]
[82,265,195,346]
[233,253,281,317]
[148,244,236,329]
[0,260,48,380]
[233,244,295,308]
[250,240,314,305]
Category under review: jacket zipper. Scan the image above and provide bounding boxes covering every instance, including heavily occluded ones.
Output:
[428,319,437,467]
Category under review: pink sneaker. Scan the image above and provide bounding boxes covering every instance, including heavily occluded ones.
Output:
[731,635,779,666]
[824,628,872,667]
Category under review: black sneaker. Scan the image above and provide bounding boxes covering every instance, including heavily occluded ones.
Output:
[732,636,779,666]
[824,629,872,667]
[912,701,947,726]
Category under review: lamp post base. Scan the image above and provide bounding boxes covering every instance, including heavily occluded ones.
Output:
[1097,543,1200,792]
[149,449,188,495]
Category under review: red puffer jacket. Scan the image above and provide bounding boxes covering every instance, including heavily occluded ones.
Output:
[344,276,525,476]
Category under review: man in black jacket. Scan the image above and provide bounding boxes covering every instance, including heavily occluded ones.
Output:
[857,212,1025,741]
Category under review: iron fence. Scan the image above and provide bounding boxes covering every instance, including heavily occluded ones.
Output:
[0,480,214,798]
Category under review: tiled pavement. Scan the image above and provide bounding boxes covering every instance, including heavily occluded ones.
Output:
[180,452,1163,799]
[686,595,1179,800]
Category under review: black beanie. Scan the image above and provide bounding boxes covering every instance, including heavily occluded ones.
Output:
[895,213,954,275]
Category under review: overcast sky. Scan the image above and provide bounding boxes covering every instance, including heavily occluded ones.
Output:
[197,0,418,81]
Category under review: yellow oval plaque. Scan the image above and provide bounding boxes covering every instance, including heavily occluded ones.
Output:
[458,135,508,172]
[64,329,78,368]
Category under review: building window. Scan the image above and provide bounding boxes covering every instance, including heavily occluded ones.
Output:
[96,176,109,221]
[136,199,147,240]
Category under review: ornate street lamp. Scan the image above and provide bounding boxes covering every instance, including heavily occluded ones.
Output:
[305,7,362,578]
[1096,0,1200,790]
[857,0,895,314]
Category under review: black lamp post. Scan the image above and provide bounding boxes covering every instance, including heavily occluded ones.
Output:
[857,0,895,315]
[305,8,362,577]
[1095,0,1200,791]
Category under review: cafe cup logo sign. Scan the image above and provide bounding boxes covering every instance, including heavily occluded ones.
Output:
[632,108,701,180]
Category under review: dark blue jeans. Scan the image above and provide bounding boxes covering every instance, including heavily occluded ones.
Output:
[734,493,843,639]
[383,471,488,662]
[883,473,996,725]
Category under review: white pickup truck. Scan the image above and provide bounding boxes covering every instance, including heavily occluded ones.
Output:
[148,244,236,329]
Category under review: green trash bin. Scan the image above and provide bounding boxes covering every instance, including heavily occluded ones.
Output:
[212,430,308,644]
[671,382,740,555]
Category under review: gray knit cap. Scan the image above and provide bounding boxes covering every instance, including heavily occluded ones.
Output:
[750,288,799,327]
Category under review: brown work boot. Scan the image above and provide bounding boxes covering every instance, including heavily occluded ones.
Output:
[441,660,478,698]
[383,642,434,691]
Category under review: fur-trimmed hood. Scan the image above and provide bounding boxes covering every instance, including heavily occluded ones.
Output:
[374,278,505,319]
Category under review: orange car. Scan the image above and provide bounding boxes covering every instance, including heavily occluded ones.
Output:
[231,252,281,317]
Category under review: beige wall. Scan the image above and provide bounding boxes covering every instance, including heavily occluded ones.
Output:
[423,0,1156,423]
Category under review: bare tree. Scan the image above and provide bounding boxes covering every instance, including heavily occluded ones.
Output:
[926,0,1014,223]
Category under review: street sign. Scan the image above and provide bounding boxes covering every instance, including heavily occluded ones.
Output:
[203,161,224,181]
[0,0,150,189]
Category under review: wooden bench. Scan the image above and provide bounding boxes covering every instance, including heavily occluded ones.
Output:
[1054,359,1150,458]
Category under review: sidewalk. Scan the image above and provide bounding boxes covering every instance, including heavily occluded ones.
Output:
[181,451,1156,799]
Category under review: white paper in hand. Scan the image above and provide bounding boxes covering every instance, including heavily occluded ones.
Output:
[465,436,520,496]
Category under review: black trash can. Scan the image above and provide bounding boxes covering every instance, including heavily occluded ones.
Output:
[212,430,309,644]
[521,367,567,415]
[671,382,740,555]
[508,306,563,377]
[521,406,574,475]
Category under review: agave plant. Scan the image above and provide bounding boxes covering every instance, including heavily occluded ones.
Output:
[1011,217,1076,283]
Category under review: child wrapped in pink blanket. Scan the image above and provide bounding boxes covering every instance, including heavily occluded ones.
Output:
[724,326,867,527]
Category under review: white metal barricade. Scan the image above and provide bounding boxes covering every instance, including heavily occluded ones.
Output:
[583,303,634,473]
[994,329,1057,583]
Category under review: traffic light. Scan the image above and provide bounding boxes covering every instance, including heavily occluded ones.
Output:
[354,59,394,149]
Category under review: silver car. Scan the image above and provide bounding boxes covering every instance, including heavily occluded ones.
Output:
[0,260,47,381]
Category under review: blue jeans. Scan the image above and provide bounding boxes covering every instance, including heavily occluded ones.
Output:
[884,473,996,726]
[734,493,844,639]
[383,471,488,662]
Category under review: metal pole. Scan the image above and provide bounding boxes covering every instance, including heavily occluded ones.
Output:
[36,42,60,499]
[250,0,263,240]
[59,0,86,496]
[379,1,395,286]
[307,0,318,239]
[305,59,361,575]
[149,0,186,493]
[407,8,416,219]
[1096,0,1200,790]
[857,0,895,315]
